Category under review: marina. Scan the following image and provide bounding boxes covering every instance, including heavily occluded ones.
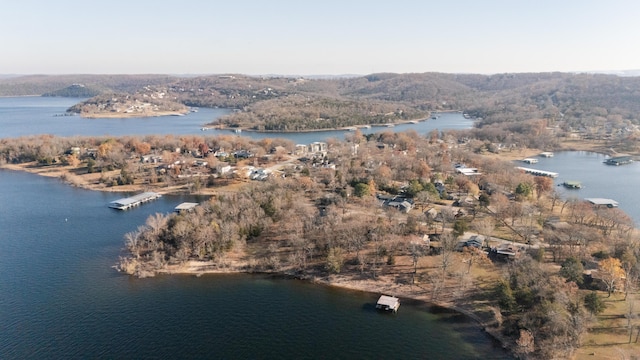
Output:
[109,192,162,210]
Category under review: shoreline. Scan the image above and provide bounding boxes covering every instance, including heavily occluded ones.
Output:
[208,116,433,134]
[145,259,511,354]
[78,110,189,119]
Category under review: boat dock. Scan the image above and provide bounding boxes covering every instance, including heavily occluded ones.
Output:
[604,155,633,166]
[586,198,619,208]
[174,202,199,213]
[376,295,400,313]
[539,152,554,157]
[562,181,582,189]
[109,192,161,210]
[516,167,559,178]
[521,158,539,164]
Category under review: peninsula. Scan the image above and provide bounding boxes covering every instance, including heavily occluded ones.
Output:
[1,71,640,359]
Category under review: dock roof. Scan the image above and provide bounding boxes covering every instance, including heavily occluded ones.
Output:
[174,202,199,212]
[585,198,619,207]
[110,192,161,206]
[377,295,400,307]
[516,166,559,178]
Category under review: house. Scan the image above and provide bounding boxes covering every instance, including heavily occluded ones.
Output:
[295,144,308,155]
[233,150,253,159]
[491,243,523,260]
[424,208,438,220]
[308,141,327,153]
[141,155,163,163]
[464,235,485,249]
[456,235,485,251]
[377,194,414,213]
[455,167,482,176]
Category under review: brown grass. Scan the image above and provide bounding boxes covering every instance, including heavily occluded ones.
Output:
[574,291,640,359]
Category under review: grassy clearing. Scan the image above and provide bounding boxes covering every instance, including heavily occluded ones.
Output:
[575,291,640,359]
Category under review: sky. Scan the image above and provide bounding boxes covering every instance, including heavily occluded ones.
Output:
[2,0,639,75]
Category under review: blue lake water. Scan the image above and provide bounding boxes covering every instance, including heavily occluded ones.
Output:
[0,96,472,142]
[0,97,509,359]
[516,151,640,225]
[0,170,509,359]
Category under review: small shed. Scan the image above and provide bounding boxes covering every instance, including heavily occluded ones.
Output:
[376,295,400,313]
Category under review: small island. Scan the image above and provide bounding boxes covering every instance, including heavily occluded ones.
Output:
[68,93,189,118]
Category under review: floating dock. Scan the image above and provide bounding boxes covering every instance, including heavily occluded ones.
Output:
[586,198,619,208]
[562,181,582,189]
[376,295,400,313]
[539,152,554,157]
[174,202,199,213]
[516,167,559,178]
[109,192,161,210]
[604,156,633,166]
[521,158,539,164]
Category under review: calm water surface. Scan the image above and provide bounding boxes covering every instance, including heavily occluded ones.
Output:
[0,170,509,359]
[0,96,472,142]
[518,151,640,225]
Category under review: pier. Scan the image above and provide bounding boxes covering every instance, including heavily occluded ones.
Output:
[109,192,161,210]
[376,295,400,313]
[516,167,559,178]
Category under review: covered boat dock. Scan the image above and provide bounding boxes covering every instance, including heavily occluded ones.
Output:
[109,192,161,210]
[516,167,559,178]
[174,202,199,213]
[586,198,619,208]
[376,295,400,313]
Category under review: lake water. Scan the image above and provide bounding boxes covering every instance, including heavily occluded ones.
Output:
[0,96,508,358]
[516,151,640,225]
[0,170,509,359]
[0,96,473,143]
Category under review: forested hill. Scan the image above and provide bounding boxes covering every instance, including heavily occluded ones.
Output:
[3,72,640,136]
[0,74,178,97]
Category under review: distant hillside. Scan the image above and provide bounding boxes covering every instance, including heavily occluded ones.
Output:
[0,74,179,97]
[3,72,640,145]
[42,84,102,98]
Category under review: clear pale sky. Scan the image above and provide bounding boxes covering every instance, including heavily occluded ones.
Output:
[2,0,639,75]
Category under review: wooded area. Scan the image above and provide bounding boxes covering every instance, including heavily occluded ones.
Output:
[2,71,640,358]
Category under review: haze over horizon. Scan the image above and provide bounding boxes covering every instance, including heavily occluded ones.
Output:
[3,0,639,76]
